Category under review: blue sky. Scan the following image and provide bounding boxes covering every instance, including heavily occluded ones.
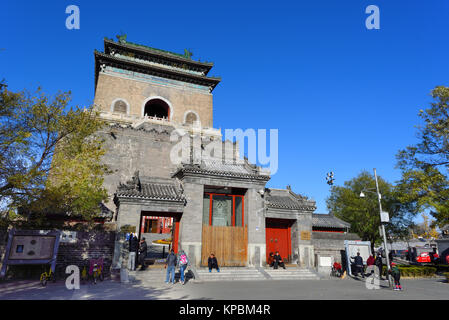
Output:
[2,1,449,216]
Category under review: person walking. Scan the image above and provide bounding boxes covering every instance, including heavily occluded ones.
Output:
[177,250,190,285]
[375,252,383,280]
[128,233,138,271]
[165,249,177,284]
[208,253,220,272]
[366,254,375,276]
[273,251,286,270]
[389,262,402,291]
[351,252,364,278]
[138,237,148,270]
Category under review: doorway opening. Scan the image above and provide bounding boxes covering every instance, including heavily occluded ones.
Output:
[265,218,295,263]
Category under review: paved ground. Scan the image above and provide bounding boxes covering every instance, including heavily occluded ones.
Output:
[0,276,448,300]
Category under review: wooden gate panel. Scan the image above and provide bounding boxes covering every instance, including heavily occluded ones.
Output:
[201,225,247,266]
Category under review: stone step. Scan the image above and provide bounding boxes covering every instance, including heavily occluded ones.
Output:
[264,268,320,280]
[195,268,265,281]
[130,267,320,282]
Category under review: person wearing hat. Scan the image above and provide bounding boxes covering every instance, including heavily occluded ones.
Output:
[389,262,402,291]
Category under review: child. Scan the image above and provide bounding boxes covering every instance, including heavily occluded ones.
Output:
[389,262,402,291]
[177,250,189,285]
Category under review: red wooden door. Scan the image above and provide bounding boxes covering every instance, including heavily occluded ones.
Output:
[266,219,292,262]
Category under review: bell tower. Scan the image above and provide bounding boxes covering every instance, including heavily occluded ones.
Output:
[93,36,221,129]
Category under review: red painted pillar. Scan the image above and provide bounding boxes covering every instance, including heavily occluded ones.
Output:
[141,216,145,234]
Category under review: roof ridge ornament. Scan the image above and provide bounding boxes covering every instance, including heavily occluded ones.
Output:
[118,170,141,192]
[183,49,193,60]
[116,33,127,44]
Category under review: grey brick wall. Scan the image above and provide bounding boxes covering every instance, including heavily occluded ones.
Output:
[98,124,179,213]
[312,232,360,264]
[56,230,116,276]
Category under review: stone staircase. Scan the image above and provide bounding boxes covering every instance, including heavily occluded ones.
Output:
[128,265,321,284]
[195,267,266,282]
[130,267,195,284]
[263,267,321,280]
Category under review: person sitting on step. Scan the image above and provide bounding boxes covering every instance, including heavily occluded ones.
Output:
[273,251,286,269]
[208,253,220,272]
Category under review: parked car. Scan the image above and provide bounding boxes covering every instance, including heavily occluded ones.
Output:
[416,251,439,264]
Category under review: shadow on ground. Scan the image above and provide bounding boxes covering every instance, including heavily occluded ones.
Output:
[0,277,210,300]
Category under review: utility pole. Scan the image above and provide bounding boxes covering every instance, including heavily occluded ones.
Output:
[374,168,392,288]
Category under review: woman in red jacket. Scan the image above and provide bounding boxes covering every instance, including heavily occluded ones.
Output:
[366,254,375,276]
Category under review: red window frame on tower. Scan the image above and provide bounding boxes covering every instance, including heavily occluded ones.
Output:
[205,193,245,227]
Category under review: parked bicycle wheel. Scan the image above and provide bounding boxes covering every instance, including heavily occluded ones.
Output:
[40,274,47,287]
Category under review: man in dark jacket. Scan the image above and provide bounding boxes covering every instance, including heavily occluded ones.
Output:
[138,237,148,270]
[273,251,286,270]
[351,252,364,278]
[208,253,220,272]
[375,252,383,280]
[128,234,138,271]
[165,249,177,284]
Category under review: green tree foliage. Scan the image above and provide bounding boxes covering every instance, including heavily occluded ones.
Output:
[396,86,449,227]
[0,81,110,227]
[326,171,414,248]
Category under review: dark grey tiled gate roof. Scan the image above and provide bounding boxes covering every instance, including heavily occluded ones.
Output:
[312,213,350,229]
[116,182,185,201]
[265,188,317,211]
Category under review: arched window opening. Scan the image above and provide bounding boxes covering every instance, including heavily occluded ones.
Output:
[185,112,198,125]
[113,100,127,114]
[144,98,170,119]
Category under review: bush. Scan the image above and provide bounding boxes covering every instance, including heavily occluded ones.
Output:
[400,267,409,277]
[398,266,436,278]
[443,272,449,281]
[436,265,449,273]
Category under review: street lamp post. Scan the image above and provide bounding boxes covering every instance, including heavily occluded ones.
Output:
[373,168,392,288]
[359,168,392,288]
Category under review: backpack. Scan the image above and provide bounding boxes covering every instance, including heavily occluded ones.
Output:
[391,266,400,276]
[180,254,187,265]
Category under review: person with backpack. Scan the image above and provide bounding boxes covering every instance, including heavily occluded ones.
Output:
[177,250,189,285]
[165,249,177,284]
[389,262,402,291]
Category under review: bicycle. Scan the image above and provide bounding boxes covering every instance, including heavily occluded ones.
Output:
[81,265,88,283]
[85,258,104,284]
[92,263,104,284]
[330,262,343,278]
[40,264,56,287]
